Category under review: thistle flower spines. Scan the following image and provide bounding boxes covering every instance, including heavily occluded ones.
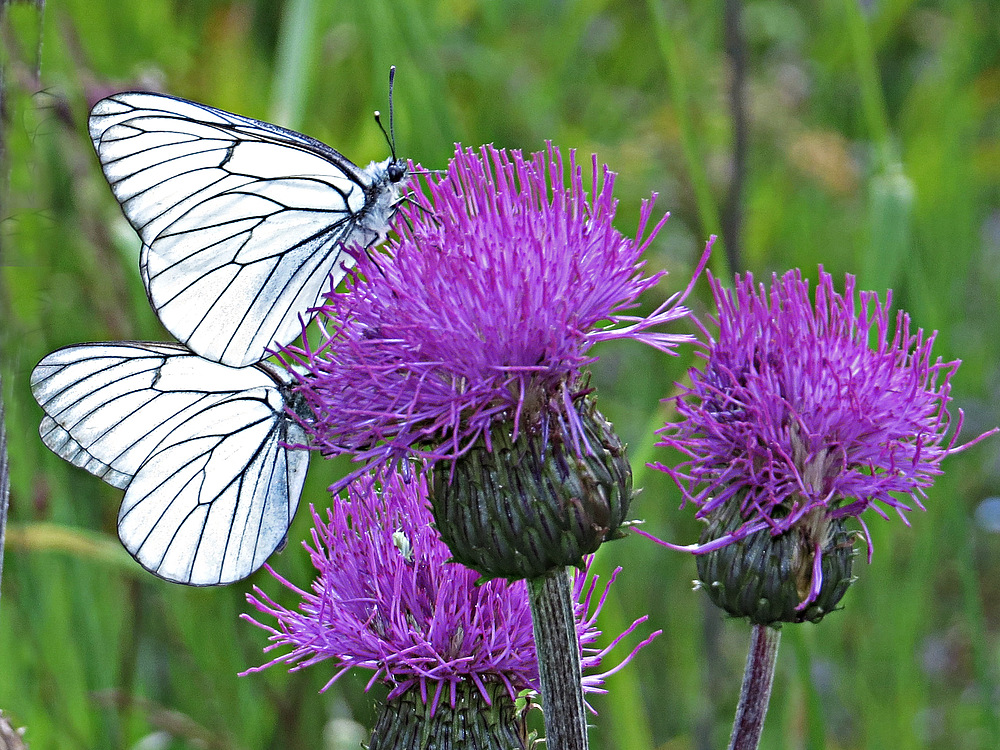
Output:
[368,680,530,750]
[696,491,857,625]
[282,143,705,485]
[652,267,994,613]
[430,398,632,580]
[244,469,656,704]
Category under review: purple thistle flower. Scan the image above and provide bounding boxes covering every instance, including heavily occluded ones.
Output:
[269,144,689,744]
[282,144,709,478]
[242,469,657,713]
[650,268,996,620]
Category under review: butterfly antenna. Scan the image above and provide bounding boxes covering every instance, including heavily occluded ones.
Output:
[374,66,398,161]
[388,65,397,159]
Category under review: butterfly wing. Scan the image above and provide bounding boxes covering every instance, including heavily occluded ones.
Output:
[119,387,308,585]
[30,341,309,585]
[31,342,260,487]
[90,92,406,367]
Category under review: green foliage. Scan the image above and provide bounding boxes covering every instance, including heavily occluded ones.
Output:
[2,1,999,748]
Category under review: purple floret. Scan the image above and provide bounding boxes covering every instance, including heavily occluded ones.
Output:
[243,469,658,713]
[280,144,709,483]
[652,268,994,605]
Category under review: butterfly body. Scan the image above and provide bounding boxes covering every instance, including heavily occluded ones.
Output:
[30,342,309,585]
[89,91,408,367]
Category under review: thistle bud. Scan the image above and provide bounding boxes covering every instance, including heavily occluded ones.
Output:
[651,269,990,620]
[429,397,632,580]
[368,681,529,750]
[695,497,856,625]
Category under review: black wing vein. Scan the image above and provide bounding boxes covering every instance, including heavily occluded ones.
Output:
[30,342,309,585]
[89,91,406,367]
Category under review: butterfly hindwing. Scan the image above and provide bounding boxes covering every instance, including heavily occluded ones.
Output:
[89,91,407,367]
[29,341,308,585]
[31,341,243,488]
[119,387,308,585]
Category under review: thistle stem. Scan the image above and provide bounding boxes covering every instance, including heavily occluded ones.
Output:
[728,623,781,750]
[526,567,588,750]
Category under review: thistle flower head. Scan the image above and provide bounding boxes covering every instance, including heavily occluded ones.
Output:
[652,268,994,621]
[283,144,706,479]
[242,469,657,711]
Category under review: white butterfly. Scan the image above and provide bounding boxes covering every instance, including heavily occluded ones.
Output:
[88,71,408,368]
[30,341,310,585]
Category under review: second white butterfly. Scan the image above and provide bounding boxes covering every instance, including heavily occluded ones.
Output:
[89,69,408,368]
[30,342,309,585]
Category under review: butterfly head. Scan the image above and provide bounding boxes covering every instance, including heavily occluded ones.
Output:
[387,159,407,184]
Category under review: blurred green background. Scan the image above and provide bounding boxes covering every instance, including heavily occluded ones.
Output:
[2,0,1000,748]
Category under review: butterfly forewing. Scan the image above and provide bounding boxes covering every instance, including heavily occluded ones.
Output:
[89,91,407,368]
[29,342,309,585]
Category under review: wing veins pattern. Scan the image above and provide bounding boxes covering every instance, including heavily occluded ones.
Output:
[89,90,408,367]
[30,342,309,586]
[41,387,218,465]
[124,402,275,583]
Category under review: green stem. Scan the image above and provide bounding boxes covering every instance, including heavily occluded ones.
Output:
[646,0,730,279]
[527,568,588,750]
[843,0,891,159]
[843,0,913,295]
[0,375,9,618]
[269,0,318,129]
[728,624,781,750]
